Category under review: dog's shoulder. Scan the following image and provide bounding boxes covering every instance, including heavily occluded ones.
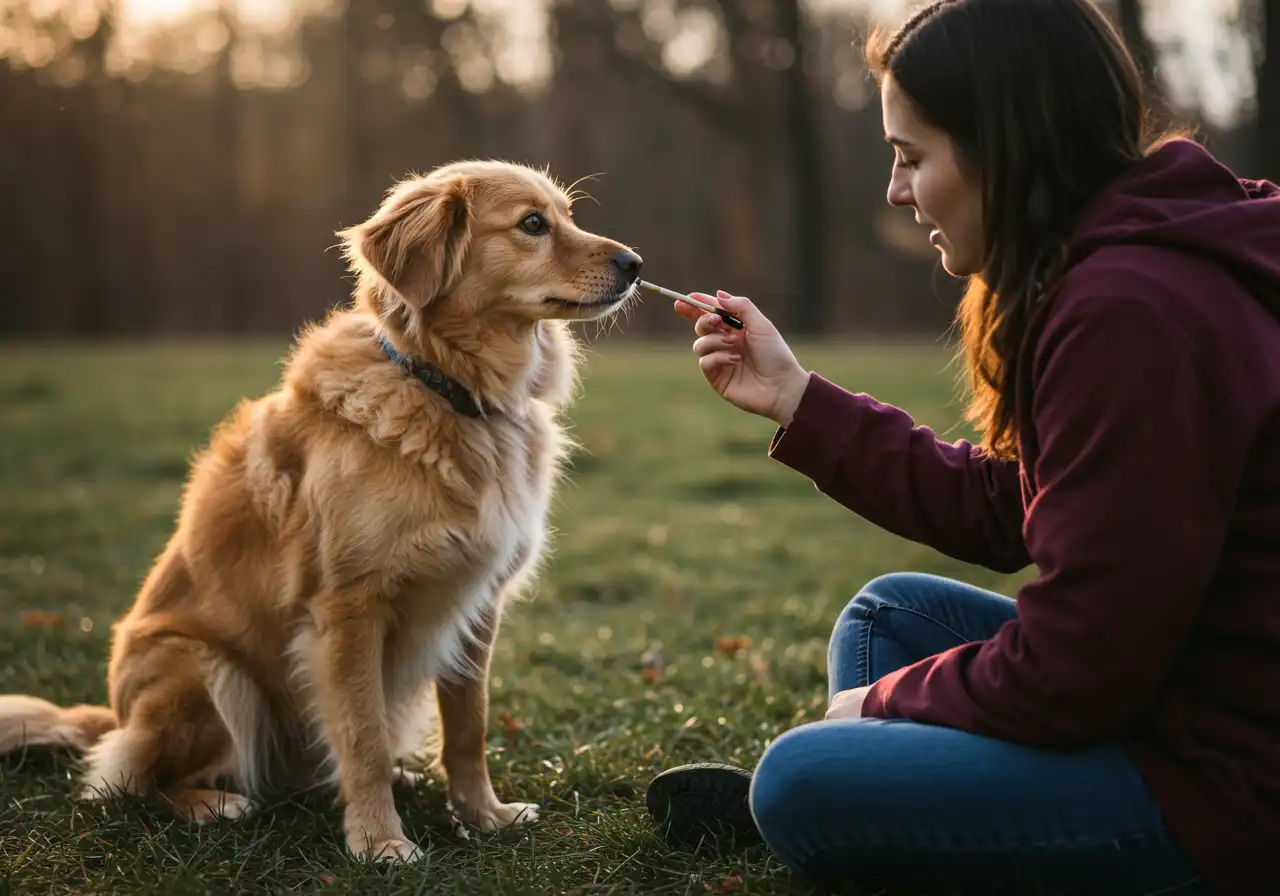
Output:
[283,310,423,433]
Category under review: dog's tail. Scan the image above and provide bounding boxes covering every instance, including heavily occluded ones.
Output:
[0,695,117,755]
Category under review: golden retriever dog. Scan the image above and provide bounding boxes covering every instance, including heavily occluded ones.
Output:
[0,160,642,862]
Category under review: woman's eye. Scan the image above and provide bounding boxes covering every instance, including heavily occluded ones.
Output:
[519,213,549,235]
[897,157,919,170]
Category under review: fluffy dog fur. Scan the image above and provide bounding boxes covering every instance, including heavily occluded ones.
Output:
[0,160,640,861]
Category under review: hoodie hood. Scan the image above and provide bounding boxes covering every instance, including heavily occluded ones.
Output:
[1065,137,1280,321]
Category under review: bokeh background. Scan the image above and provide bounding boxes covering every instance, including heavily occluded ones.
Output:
[1,0,1271,340]
[1,3,1278,893]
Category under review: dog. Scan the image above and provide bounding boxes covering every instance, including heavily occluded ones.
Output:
[0,160,641,862]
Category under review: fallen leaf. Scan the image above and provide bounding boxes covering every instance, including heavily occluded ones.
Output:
[705,876,743,893]
[640,646,665,684]
[21,610,63,628]
[500,711,523,747]
[715,635,752,655]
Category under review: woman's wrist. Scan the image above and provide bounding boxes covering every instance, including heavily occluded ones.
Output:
[770,367,811,429]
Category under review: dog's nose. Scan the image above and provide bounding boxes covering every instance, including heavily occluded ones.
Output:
[610,249,643,282]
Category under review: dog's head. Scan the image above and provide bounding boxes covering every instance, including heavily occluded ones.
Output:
[338,161,641,326]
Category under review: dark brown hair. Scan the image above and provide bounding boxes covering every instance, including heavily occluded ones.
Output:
[866,0,1182,458]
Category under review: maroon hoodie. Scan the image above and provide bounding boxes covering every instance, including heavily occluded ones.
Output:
[768,138,1280,894]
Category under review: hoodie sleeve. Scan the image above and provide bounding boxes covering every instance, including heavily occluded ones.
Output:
[861,291,1249,745]
[768,374,1029,574]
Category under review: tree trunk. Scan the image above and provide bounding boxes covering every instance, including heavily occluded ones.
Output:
[775,0,826,335]
[343,2,370,222]
[1259,0,1280,181]
[71,14,112,335]
[215,4,245,331]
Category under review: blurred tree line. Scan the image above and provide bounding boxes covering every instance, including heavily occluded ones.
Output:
[0,0,1273,339]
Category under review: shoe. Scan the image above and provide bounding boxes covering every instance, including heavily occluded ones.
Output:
[645,762,762,851]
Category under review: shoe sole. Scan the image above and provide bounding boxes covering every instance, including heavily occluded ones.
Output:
[645,762,762,852]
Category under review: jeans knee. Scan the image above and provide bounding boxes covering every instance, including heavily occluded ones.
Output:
[838,572,925,626]
[830,574,909,687]
[748,727,812,845]
[837,590,878,625]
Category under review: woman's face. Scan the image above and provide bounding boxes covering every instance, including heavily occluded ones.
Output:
[881,75,985,278]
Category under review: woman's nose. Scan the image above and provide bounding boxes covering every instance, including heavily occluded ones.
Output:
[886,173,913,208]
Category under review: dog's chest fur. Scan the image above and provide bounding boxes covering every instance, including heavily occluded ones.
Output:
[378,403,564,712]
[387,399,560,584]
[338,387,565,682]
[265,319,575,724]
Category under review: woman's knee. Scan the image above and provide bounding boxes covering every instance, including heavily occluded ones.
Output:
[829,572,929,655]
[830,572,990,695]
[750,717,904,813]
[837,572,935,624]
[749,719,910,880]
[748,725,822,854]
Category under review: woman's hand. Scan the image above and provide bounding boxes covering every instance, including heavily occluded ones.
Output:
[825,686,871,721]
[676,290,810,428]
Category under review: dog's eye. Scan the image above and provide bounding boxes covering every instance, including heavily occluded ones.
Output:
[518,213,550,236]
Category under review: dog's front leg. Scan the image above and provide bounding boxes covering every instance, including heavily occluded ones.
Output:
[437,606,539,833]
[311,598,421,863]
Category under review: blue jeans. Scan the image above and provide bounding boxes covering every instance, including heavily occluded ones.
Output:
[748,573,1209,895]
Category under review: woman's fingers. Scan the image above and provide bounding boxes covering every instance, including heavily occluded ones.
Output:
[675,303,728,334]
[697,350,741,377]
[694,312,730,337]
[672,291,731,329]
[673,300,702,323]
[692,332,738,358]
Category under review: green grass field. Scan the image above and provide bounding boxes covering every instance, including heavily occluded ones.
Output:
[0,339,1028,895]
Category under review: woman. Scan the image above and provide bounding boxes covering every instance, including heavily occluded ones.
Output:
[645,1,1280,894]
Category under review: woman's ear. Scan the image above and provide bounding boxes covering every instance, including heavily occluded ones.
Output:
[338,173,473,308]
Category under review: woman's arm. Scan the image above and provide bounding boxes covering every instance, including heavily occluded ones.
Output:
[675,289,1029,572]
[769,373,1030,574]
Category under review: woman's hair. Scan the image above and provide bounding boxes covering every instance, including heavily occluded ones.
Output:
[866,0,1186,459]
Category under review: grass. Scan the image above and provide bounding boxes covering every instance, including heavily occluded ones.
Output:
[0,337,1028,895]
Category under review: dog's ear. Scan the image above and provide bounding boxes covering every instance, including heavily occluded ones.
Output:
[339,174,473,308]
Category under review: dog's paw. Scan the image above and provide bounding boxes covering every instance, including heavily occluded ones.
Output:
[392,766,427,788]
[171,789,254,825]
[201,792,253,823]
[350,836,425,864]
[454,800,540,833]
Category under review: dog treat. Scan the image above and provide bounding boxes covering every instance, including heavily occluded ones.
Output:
[638,280,745,330]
